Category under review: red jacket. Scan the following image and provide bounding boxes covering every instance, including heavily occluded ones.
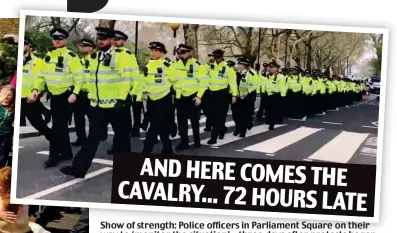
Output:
[10,72,16,87]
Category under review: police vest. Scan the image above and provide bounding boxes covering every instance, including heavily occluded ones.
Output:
[36,47,84,95]
[208,61,238,96]
[286,75,302,92]
[172,58,207,99]
[22,54,44,98]
[238,69,258,98]
[87,48,133,108]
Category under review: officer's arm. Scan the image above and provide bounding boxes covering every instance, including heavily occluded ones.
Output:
[32,58,46,93]
[118,52,133,101]
[248,72,259,94]
[227,67,238,97]
[69,55,85,95]
[135,68,147,102]
[126,52,140,96]
[196,64,208,99]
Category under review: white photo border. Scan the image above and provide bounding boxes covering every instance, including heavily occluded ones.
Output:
[11,9,389,223]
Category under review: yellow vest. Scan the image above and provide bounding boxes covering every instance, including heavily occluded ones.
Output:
[286,75,302,93]
[208,61,238,96]
[86,47,133,108]
[238,69,259,98]
[34,46,84,95]
[22,54,44,98]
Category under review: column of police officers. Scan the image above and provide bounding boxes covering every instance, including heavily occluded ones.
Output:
[21,26,367,178]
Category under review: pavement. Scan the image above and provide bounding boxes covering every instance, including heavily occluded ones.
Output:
[15,95,379,203]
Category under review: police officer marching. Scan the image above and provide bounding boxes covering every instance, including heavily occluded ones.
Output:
[172,44,207,151]
[232,57,258,137]
[28,28,84,168]
[206,49,238,144]
[21,37,52,141]
[60,27,132,178]
[285,67,304,120]
[113,30,142,138]
[137,42,176,154]
[71,38,96,147]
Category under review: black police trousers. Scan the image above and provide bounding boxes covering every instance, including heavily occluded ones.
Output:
[286,91,304,119]
[231,93,254,134]
[256,93,266,119]
[132,97,143,131]
[142,93,173,154]
[21,98,52,141]
[265,93,283,126]
[209,88,230,140]
[73,91,90,140]
[200,90,212,129]
[49,92,73,159]
[72,106,131,175]
[176,93,200,145]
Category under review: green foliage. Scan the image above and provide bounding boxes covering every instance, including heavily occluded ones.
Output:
[0,39,18,84]
[25,29,53,58]
[124,42,151,70]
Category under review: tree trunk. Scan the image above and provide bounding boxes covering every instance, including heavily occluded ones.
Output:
[98,19,116,29]
[183,24,200,58]
[50,17,61,28]
[306,43,312,71]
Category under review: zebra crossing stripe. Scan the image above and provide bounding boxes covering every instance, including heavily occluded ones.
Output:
[308,131,369,163]
[37,151,49,155]
[244,127,322,154]
[201,124,285,146]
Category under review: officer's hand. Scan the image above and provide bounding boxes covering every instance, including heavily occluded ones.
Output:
[231,96,237,104]
[27,91,38,103]
[194,97,201,106]
[68,93,77,103]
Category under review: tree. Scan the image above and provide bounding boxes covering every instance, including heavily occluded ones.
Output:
[369,33,382,76]
[98,19,116,29]
[183,24,200,58]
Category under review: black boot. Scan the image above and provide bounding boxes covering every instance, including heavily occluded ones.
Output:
[44,157,60,168]
[60,166,85,178]
[207,138,217,145]
[269,124,275,130]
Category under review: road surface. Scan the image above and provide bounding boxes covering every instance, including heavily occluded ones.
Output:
[15,96,379,203]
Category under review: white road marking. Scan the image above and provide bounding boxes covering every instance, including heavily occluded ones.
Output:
[236,149,244,152]
[322,121,342,125]
[19,146,24,149]
[201,124,285,146]
[92,158,113,166]
[362,125,378,129]
[23,167,113,199]
[265,153,275,156]
[37,151,49,155]
[308,131,369,163]
[244,127,321,154]
[288,118,306,121]
[303,159,313,161]
[327,108,339,111]
[210,146,219,149]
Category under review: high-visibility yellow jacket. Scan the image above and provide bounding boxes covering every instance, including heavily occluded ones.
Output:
[208,60,238,96]
[22,53,45,98]
[238,69,259,98]
[171,57,208,99]
[137,57,176,101]
[263,73,287,96]
[34,47,84,96]
[302,76,314,95]
[318,78,326,94]
[113,47,140,96]
[286,75,302,93]
[80,54,96,92]
[86,47,133,108]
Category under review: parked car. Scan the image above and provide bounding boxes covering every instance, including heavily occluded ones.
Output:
[367,76,381,94]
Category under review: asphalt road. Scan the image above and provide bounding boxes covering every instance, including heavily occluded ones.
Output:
[15,96,379,203]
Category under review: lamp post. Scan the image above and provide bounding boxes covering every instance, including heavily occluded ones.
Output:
[346,56,349,76]
[284,30,292,68]
[135,21,139,59]
[256,28,262,72]
[169,23,181,58]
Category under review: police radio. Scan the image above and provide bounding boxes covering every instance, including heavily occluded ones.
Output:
[210,64,215,69]
[85,60,90,69]
[56,56,64,68]
[143,67,148,77]
[188,64,194,78]
[155,67,163,83]
[103,54,111,66]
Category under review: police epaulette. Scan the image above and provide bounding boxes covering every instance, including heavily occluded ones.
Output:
[125,50,132,55]
[164,62,170,67]
[195,61,201,65]
[115,48,122,53]
[44,56,51,62]
[91,53,97,59]
[165,57,171,62]
[249,70,255,76]
[68,51,77,57]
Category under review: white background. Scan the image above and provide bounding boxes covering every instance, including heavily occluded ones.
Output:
[2,0,396,232]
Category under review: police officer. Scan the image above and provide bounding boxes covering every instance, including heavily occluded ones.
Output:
[201,58,214,132]
[256,62,270,120]
[263,61,284,130]
[29,28,84,168]
[207,49,237,144]
[172,44,207,151]
[137,42,176,154]
[60,27,132,178]
[71,39,95,147]
[285,67,304,119]
[21,37,52,141]
[113,30,142,137]
[232,57,258,137]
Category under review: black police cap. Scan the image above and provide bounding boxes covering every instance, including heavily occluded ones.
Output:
[50,28,69,40]
[177,44,193,51]
[95,27,115,39]
[227,60,236,67]
[80,39,95,47]
[208,49,224,57]
[237,57,251,66]
[148,41,167,54]
[268,61,280,68]
[114,30,128,40]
